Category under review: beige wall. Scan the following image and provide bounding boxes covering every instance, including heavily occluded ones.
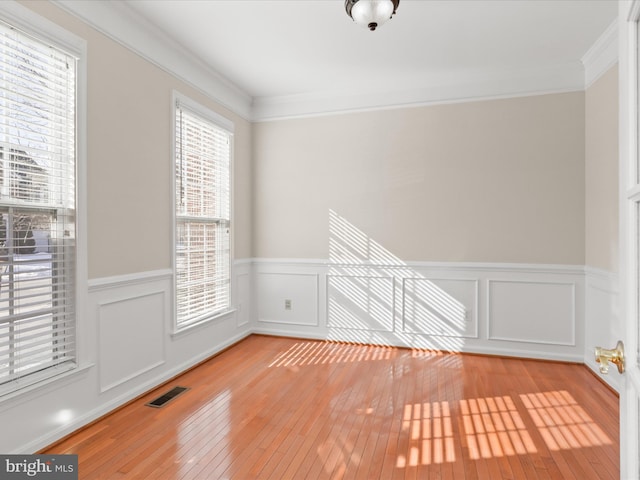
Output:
[253,93,586,264]
[22,1,253,279]
[585,66,619,272]
[20,2,606,271]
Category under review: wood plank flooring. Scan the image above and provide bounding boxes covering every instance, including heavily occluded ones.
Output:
[44,335,619,479]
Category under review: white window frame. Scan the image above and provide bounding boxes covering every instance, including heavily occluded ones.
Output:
[171,91,234,334]
[0,1,87,399]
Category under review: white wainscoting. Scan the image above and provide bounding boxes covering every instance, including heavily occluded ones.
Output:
[90,270,171,394]
[402,278,479,339]
[584,267,620,392]
[328,274,395,332]
[234,260,252,328]
[88,264,255,398]
[253,259,586,362]
[2,258,617,454]
[487,280,576,346]
[0,262,255,454]
[97,291,167,393]
[256,272,319,326]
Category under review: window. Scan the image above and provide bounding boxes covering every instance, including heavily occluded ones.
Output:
[0,20,77,393]
[174,95,232,330]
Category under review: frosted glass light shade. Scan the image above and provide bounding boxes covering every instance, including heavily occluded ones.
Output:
[345,0,399,31]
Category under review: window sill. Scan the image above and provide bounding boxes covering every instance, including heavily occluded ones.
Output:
[171,308,237,338]
[0,363,94,410]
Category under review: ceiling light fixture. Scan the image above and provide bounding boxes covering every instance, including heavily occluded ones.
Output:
[345,0,400,31]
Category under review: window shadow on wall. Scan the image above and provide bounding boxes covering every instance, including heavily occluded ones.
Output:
[328,209,472,353]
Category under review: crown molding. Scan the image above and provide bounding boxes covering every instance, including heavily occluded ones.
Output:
[51,0,253,121]
[50,1,612,122]
[581,19,618,89]
[0,0,85,55]
[252,63,585,121]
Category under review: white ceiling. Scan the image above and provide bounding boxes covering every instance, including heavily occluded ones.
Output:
[76,0,619,119]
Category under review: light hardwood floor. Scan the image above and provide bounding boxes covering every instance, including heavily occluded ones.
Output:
[44,335,619,479]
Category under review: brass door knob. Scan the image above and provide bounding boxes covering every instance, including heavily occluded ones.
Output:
[594,340,625,374]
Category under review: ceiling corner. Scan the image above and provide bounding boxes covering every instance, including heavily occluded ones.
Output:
[582,19,619,89]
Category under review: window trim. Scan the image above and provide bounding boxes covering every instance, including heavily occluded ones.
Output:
[0,1,88,399]
[171,91,234,334]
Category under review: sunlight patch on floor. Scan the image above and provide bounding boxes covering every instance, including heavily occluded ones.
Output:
[268,341,396,368]
[520,390,612,450]
[461,395,537,460]
[397,401,455,467]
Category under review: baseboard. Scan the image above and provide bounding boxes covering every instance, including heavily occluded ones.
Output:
[25,330,252,454]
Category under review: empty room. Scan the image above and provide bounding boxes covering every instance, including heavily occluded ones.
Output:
[0,0,637,479]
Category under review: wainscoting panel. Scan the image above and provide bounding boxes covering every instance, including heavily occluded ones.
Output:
[97,291,166,393]
[252,259,585,362]
[256,272,319,326]
[327,275,394,332]
[487,280,576,346]
[402,278,479,339]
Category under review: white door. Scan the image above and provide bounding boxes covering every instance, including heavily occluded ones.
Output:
[619,1,640,478]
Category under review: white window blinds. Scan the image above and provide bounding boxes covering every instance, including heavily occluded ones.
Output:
[175,100,231,329]
[0,21,77,392]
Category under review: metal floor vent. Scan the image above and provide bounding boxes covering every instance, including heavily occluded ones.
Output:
[145,386,190,408]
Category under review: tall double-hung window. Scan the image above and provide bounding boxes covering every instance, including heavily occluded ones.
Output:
[0,20,77,393]
[174,95,232,330]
